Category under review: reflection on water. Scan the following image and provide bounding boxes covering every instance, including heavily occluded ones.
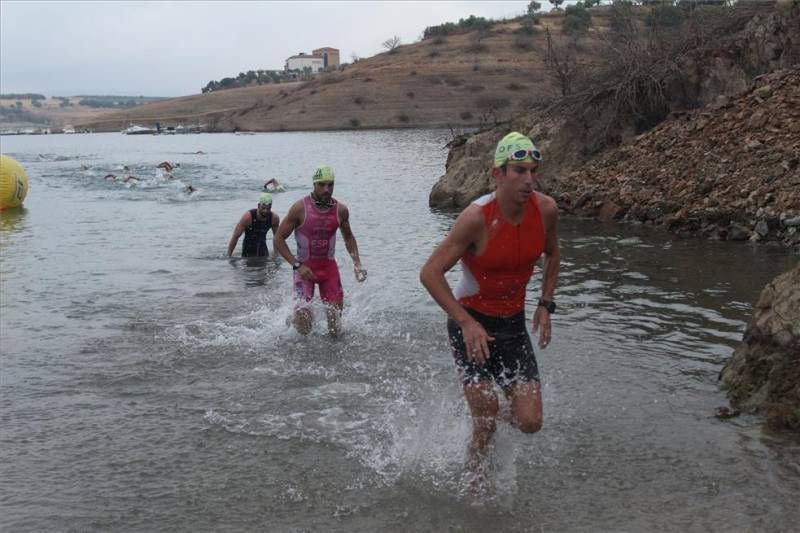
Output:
[0,206,28,232]
[227,255,283,287]
[0,132,798,532]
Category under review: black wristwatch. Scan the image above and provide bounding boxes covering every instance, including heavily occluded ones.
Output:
[292,261,302,270]
[538,298,556,314]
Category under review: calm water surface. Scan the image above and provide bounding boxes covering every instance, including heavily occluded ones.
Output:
[1,131,799,532]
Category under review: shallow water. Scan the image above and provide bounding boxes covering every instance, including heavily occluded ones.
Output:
[1,131,799,532]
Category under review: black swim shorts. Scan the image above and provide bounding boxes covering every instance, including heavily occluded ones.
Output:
[447,307,540,388]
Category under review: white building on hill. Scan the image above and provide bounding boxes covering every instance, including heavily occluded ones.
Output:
[285,53,324,73]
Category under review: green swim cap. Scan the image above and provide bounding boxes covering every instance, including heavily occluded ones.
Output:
[258,192,272,205]
[312,165,335,183]
[493,131,542,168]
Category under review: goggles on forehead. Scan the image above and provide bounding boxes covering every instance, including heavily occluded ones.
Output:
[507,148,543,162]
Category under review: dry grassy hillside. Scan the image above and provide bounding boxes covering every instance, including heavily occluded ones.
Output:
[78,10,619,132]
[75,83,301,132]
[0,96,109,130]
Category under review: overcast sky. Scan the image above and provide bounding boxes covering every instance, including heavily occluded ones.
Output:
[0,0,552,97]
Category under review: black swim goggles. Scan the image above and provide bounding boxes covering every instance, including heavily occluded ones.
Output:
[507,148,543,162]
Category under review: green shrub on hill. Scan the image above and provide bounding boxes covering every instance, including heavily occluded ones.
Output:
[202,69,296,93]
[423,15,494,40]
[563,2,592,35]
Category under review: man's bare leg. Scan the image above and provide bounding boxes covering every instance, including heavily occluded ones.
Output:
[325,300,343,338]
[463,381,499,491]
[293,307,313,335]
[503,381,543,434]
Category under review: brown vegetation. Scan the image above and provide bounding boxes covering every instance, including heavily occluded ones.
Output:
[430,2,800,251]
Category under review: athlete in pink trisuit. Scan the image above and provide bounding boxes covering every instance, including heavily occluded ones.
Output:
[273,165,367,337]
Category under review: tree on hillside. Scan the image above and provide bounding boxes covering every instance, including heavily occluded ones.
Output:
[544,27,579,96]
[527,1,542,16]
[563,2,592,35]
[551,0,565,10]
[383,35,402,53]
[458,15,492,32]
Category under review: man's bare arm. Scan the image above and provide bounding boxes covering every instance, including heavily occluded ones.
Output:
[538,193,560,301]
[338,203,366,281]
[273,201,302,266]
[227,212,251,256]
[271,212,281,235]
[532,193,560,348]
[420,207,494,362]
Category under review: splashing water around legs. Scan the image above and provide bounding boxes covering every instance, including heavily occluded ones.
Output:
[325,301,343,338]
[463,382,499,497]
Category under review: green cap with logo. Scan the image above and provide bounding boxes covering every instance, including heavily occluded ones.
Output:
[312,165,335,183]
[258,192,272,205]
[493,131,541,168]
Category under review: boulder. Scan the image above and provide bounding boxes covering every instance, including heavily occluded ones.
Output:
[720,264,800,431]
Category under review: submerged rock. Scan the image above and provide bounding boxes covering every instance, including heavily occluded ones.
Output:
[720,264,800,431]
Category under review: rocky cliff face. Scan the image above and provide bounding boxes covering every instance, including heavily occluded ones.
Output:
[556,67,800,247]
[429,3,800,247]
[428,113,571,208]
[720,264,800,431]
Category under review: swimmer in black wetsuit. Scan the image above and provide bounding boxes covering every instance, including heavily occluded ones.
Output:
[227,193,280,257]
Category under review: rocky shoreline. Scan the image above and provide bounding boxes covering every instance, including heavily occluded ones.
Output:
[555,67,800,248]
[720,264,800,431]
[429,3,800,249]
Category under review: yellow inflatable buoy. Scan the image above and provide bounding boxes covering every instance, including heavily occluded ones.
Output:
[0,155,29,209]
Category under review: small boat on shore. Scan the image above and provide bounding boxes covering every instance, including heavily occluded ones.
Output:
[123,124,156,135]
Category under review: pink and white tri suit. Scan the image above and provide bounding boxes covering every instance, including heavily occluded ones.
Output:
[294,195,343,304]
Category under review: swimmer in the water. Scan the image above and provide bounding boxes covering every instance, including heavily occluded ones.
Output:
[157,161,179,172]
[263,177,284,192]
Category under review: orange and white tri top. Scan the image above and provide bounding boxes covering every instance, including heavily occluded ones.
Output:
[454,192,546,317]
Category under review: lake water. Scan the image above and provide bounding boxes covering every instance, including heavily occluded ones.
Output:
[1,131,798,532]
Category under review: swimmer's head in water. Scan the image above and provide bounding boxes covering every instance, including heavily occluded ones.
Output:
[258,193,272,206]
[312,165,335,183]
[493,131,542,168]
